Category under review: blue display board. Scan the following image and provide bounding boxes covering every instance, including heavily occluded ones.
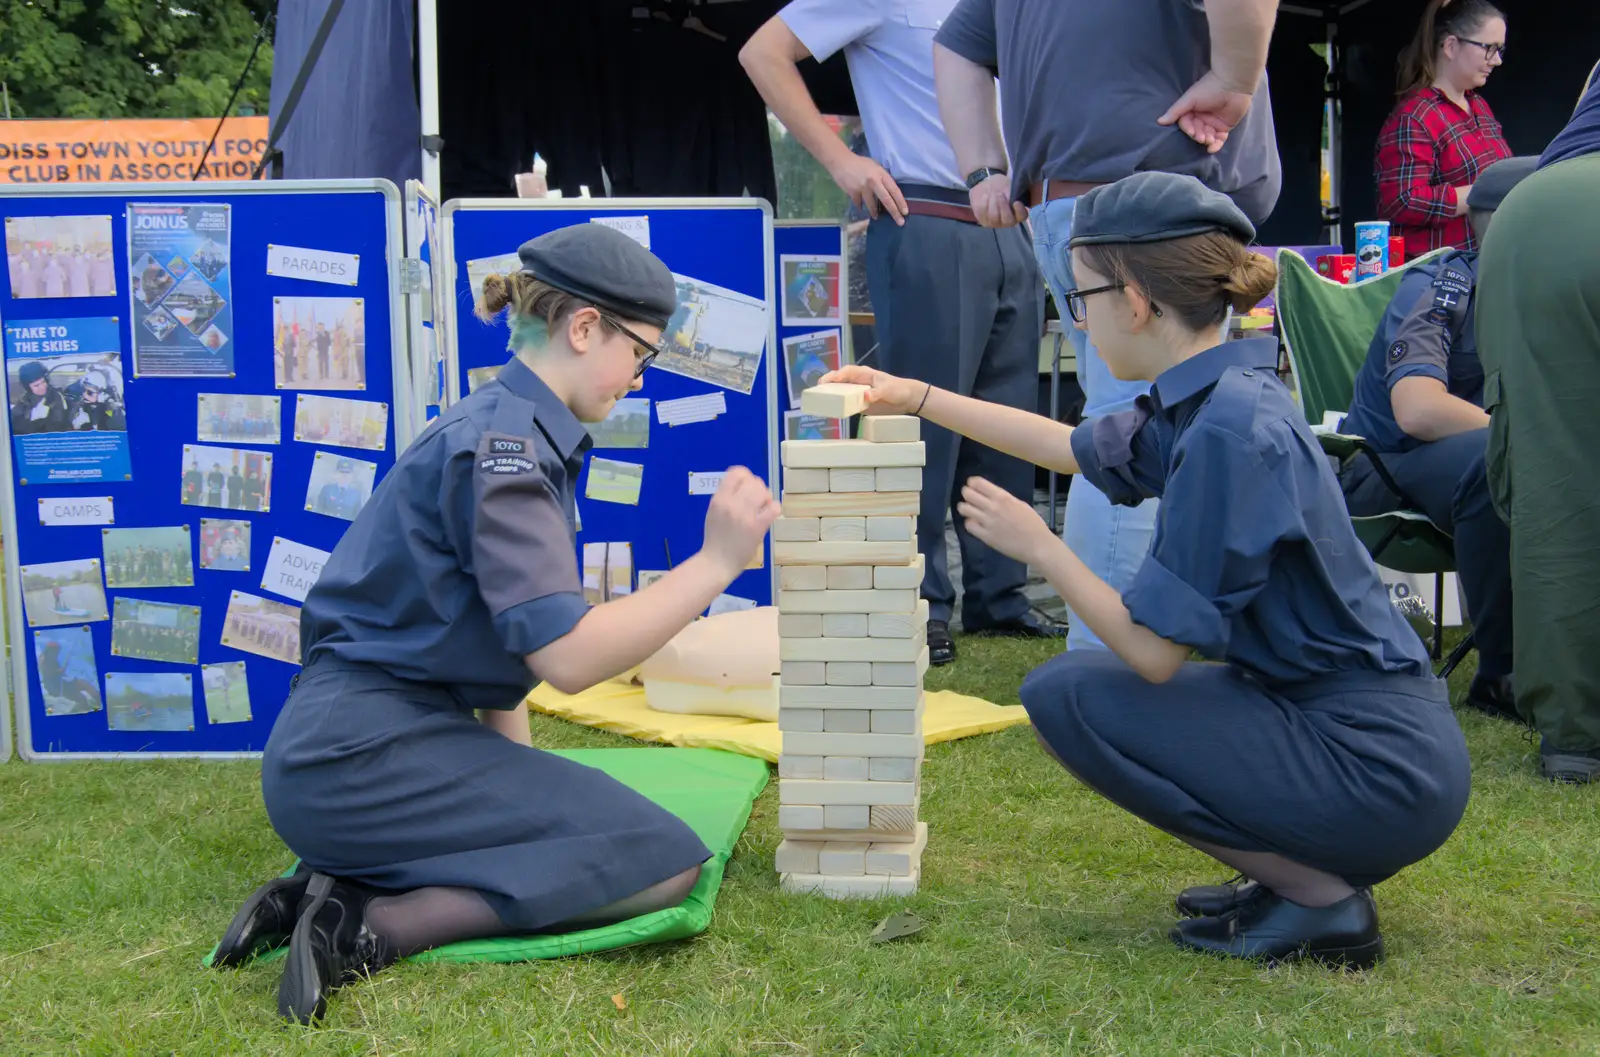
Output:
[0,179,414,760]
[438,198,779,608]
[772,221,850,492]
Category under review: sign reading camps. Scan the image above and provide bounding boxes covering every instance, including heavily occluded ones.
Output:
[0,118,269,185]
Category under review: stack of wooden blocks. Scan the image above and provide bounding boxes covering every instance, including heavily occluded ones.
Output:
[773,383,930,898]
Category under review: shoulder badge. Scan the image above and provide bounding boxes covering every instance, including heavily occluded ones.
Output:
[1387,340,1409,365]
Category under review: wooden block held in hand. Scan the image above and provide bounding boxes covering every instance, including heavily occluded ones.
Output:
[778,804,824,830]
[817,841,869,876]
[778,613,822,638]
[829,467,876,493]
[824,756,869,781]
[780,439,925,470]
[866,516,914,542]
[774,838,823,874]
[773,517,820,542]
[866,822,929,877]
[870,598,930,639]
[823,804,870,830]
[826,661,872,686]
[874,554,926,590]
[825,566,873,591]
[780,565,827,591]
[799,382,870,420]
[861,415,920,443]
[869,756,920,781]
[778,707,825,732]
[822,708,870,733]
[875,466,923,492]
[782,660,826,685]
[783,491,920,518]
[778,754,825,779]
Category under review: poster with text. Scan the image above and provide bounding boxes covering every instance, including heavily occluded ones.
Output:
[780,254,842,327]
[4,317,131,484]
[128,202,233,377]
[781,329,842,410]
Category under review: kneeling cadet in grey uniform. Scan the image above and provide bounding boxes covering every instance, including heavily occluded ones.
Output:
[825,173,1471,969]
[211,224,781,1024]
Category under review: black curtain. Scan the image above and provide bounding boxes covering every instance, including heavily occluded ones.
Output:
[1256,11,1333,246]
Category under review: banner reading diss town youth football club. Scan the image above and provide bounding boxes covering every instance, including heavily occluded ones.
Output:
[0,118,269,185]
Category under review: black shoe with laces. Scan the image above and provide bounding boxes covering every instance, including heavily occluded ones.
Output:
[962,611,1067,640]
[927,620,956,666]
[213,865,313,968]
[1170,887,1385,970]
[1175,875,1265,919]
[278,873,397,1025]
[1540,739,1600,784]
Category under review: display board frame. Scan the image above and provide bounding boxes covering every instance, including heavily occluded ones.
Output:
[1,178,414,761]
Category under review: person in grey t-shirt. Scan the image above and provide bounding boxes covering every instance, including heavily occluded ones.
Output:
[932,0,1281,655]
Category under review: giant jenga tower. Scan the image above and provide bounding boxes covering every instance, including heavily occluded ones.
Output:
[773,383,930,898]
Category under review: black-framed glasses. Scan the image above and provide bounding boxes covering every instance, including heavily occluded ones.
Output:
[597,313,664,378]
[1063,283,1161,322]
[1455,36,1506,61]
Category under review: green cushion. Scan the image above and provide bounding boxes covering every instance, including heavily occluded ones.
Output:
[205,747,769,967]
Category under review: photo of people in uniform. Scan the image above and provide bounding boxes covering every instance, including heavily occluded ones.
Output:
[304,451,377,521]
[293,393,388,451]
[131,254,178,307]
[20,558,108,628]
[273,296,367,390]
[111,598,201,665]
[197,393,281,445]
[104,671,194,732]
[221,591,301,666]
[32,625,102,716]
[5,215,117,299]
[199,518,251,571]
[466,365,501,394]
[181,444,272,512]
[655,273,766,396]
[102,525,194,588]
[201,661,252,724]
[7,353,128,436]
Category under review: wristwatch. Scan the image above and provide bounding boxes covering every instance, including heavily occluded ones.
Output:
[964,167,1006,189]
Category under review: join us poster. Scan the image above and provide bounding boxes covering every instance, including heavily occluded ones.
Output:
[127,202,234,378]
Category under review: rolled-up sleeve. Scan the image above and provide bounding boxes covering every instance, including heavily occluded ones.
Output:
[1069,402,1165,507]
[934,0,999,70]
[1123,424,1300,657]
[454,431,588,657]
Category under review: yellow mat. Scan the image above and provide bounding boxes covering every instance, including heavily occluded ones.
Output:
[525,681,1028,763]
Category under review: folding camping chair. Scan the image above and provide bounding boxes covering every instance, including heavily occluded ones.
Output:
[1274,248,1476,677]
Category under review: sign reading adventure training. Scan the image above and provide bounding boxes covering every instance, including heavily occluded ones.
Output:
[0,118,270,185]
[127,203,234,378]
[4,317,132,484]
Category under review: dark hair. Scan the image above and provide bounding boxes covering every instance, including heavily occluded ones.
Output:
[1397,0,1504,96]
[473,272,622,349]
[1076,232,1277,332]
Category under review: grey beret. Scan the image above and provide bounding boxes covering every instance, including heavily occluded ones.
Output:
[1467,156,1539,213]
[517,224,678,330]
[1069,172,1256,248]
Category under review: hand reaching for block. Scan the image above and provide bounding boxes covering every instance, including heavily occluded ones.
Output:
[702,466,782,578]
[816,365,927,417]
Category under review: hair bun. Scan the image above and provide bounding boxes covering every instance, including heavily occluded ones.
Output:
[475,272,515,321]
[1221,252,1277,311]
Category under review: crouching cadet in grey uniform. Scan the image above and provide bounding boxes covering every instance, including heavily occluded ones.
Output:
[209,224,781,1024]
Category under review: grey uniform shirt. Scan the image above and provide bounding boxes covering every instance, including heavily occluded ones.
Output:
[300,357,590,711]
[934,0,1281,224]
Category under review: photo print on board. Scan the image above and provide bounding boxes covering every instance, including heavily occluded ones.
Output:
[293,393,388,452]
[128,203,233,378]
[199,518,251,572]
[273,295,367,390]
[32,625,102,716]
[5,317,131,485]
[181,443,271,512]
[222,590,301,666]
[779,254,843,328]
[5,215,117,299]
[20,558,108,628]
[655,273,768,396]
[466,364,501,394]
[105,671,194,732]
[102,525,194,588]
[586,397,649,449]
[197,393,281,445]
[201,661,252,724]
[781,329,843,410]
[784,410,845,441]
[584,457,644,505]
[111,597,201,665]
[304,450,377,521]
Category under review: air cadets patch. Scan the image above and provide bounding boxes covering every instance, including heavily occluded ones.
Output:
[1388,340,1408,365]
[479,454,534,475]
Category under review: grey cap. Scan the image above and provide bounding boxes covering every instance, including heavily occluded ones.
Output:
[1069,172,1256,248]
[1467,156,1539,213]
[517,224,678,330]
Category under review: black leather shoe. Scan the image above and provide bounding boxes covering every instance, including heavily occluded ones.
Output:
[278,873,397,1025]
[1170,887,1384,970]
[1540,740,1600,784]
[213,867,313,968]
[1463,673,1522,724]
[1175,875,1264,919]
[927,620,956,666]
[963,611,1067,640]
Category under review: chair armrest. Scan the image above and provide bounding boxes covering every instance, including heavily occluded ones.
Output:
[1316,431,1417,510]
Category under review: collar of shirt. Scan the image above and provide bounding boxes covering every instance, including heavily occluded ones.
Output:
[495,356,592,463]
[1151,337,1280,410]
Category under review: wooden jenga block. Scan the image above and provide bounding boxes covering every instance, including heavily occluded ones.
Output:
[871,708,920,735]
[871,803,918,830]
[780,439,925,469]
[780,565,827,591]
[822,611,869,637]
[781,730,923,758]
[825,566,873,591]
[773,517,820,542]
[778,613,822,638]
[779,780,916,806]
[778,754,825,779]
[823,804,870,830]
[826,661,872,686]
[861,415,920,443]
[778,804,824,830]
[873,554,926,589]
[820,516,867,542]
[778,588,917,614]
[774,839,823,874]
[823,756,869,781]
[778,707,825,732]
[828,467,876,492]
[866,516,914,542]
[780,633,927,664]
[779,870,919,898]
[780,684,922,709]
[869,598,930,639]
[817,842,870,876]
[822,709,870,733]
[869,756,920,782]
[774,540,917,567]
[799,382,870,419]
[875,466,923,492]
[784,468,831,493]
[782,491,919,518]
[781,660,826,685]
[866,822,929,877]
[873,647,929,686]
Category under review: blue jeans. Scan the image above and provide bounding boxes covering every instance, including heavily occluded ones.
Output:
[1029,196,1159,652]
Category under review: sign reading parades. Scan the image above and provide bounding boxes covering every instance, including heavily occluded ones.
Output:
[0,118,270,185]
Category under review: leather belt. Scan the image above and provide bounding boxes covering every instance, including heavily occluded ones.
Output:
[1028,179,1108,206]
[903,199,977,224]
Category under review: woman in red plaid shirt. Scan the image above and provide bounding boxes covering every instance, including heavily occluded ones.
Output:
[1375,0,1512,257]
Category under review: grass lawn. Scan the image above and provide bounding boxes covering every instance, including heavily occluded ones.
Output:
[3,632,1598,1054]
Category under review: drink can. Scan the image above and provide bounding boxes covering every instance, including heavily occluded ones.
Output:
[1355,221,1391,278]
[1388,236,1406,268]
[1318,254,1357,284]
